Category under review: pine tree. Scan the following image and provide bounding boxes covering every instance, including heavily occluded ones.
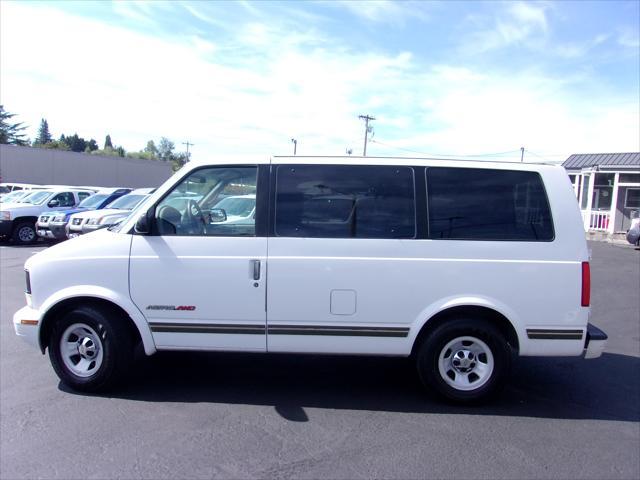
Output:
[0,105,28,146]
[35,118,52,145]
[104,134,113,149]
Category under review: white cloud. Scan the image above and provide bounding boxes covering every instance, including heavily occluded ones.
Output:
[463,1,551,54]
[618,27,640,48]
[329,0,430,26]
[0,2,637,165]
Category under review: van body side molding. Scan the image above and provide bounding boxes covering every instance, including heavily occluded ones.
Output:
[149,323,409,338]
[268,325,409,337]
[526,329,584,340]
[149,323,265,335]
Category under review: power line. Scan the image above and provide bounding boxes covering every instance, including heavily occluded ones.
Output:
[182,141,194,161]
[358,114,376,156]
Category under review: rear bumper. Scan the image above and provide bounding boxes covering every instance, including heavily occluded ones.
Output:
[584,323,607,359]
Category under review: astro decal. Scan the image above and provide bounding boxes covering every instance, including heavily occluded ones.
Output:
[146,305,196,311]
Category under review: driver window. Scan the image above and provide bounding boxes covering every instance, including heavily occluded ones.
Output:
[54,192,76,207]
[154,166,257,237]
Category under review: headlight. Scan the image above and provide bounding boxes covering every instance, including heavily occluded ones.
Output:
[72,218,83,225]
[1,211,12,221]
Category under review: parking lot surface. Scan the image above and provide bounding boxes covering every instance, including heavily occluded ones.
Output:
[1,241,638,479]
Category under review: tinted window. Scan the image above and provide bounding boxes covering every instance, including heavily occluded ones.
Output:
[427,167,554,241]
[275,165,416,239]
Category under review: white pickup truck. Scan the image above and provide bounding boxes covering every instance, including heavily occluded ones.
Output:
[0,188,94,244]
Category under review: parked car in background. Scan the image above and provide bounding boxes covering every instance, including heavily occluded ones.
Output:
[0,183,46,201]
[0,188,96,244]
[0,182,45,194]
[211,194,256,225]
[39,188,132,241]
[68,188,154,238]
[0,190,31,203]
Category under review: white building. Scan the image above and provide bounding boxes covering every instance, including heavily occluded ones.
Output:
[563,153,640,234]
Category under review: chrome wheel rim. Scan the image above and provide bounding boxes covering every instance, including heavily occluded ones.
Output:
[438,336,494,391]
[18,226,35,242]
[60,323,104,378]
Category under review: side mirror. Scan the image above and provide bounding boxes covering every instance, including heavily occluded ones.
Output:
[209,208,227,223]
[135,208,154,234]
[48,200,60,208]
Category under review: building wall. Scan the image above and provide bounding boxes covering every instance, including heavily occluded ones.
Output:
[0,145,173,188]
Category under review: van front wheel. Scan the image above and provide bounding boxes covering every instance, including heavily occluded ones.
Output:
[416,319,511,404]
[48,306,133,392]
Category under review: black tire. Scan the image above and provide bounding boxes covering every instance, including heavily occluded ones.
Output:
[48,306,133,392]
[416,318,511,404]
[11,221,37,245]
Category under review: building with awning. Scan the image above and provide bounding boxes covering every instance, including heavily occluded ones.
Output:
[563,152,640,234]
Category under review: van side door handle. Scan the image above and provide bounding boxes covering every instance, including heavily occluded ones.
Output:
[252,260,261,280]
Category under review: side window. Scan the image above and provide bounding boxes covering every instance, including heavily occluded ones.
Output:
[625,189,640,209]
[426,167,554,241]
[154,166,257,237]
[53,192,76,207]
[275,165,416,239]
[78,192,92,202]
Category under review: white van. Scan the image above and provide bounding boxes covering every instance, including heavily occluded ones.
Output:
[13,157,607,403]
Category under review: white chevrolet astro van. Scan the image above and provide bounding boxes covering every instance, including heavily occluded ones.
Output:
[13,156,607,403]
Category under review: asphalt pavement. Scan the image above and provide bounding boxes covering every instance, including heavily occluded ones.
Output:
[0,240,638,479]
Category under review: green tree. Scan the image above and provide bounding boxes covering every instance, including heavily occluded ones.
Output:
[35,118,52,145]
[40,140,70,150]
[144,140,159,157]
[60,133,86,152]
[157,137,175,162]
[86,139,98,152]
[0,105,28,145]
[104,134,113,149]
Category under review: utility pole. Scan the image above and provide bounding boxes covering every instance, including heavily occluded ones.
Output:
[182,141,194,161]
[291,138,297,155]
[359,114,375,156]
[520,147,525,162]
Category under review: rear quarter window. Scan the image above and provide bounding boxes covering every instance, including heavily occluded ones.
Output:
[426,167,554,241]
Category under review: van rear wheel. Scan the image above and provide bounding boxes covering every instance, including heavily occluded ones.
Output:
[48,306,133,392]
[416,319,511,404]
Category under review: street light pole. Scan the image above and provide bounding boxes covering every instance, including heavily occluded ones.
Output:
[291,138,297,155]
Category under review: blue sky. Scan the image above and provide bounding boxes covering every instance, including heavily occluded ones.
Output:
[1,0,638,162]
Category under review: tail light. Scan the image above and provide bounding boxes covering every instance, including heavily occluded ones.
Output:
[581,262,590,307]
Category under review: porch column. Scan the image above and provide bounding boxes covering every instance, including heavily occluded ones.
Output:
[608,172,620,234]
[584,172,595,231]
